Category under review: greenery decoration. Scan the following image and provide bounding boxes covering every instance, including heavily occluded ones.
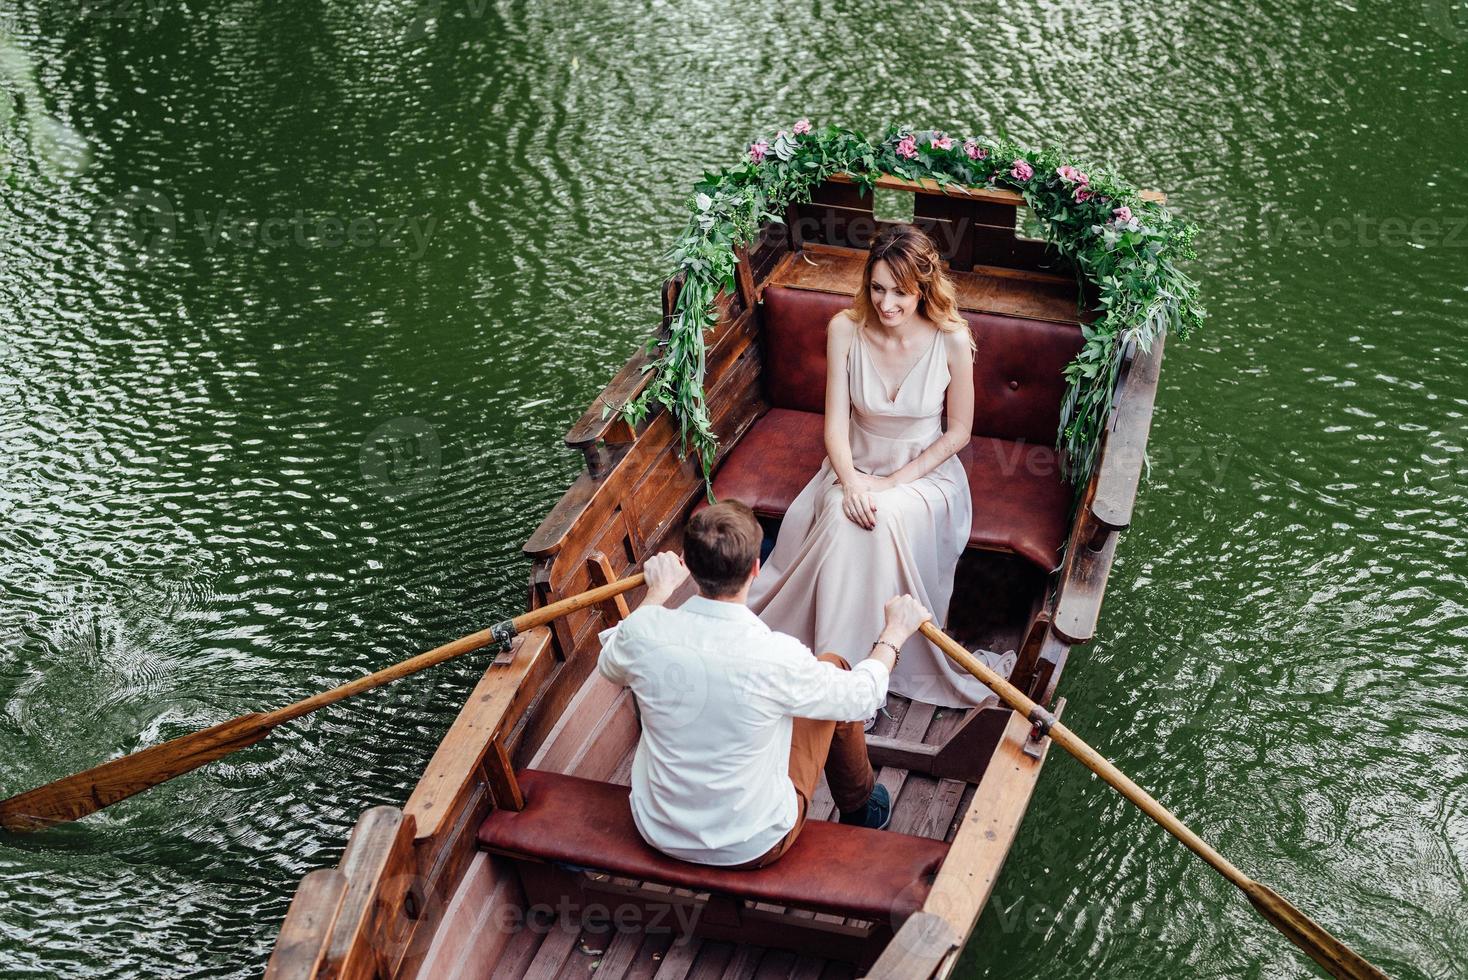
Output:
[622,121,1203,492]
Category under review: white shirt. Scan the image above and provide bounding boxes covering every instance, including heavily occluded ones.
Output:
[597,595,890,866]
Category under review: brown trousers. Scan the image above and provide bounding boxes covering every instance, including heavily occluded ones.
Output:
[727,653,877,870]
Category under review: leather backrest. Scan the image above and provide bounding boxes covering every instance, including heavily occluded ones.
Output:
[760,284,1084,445]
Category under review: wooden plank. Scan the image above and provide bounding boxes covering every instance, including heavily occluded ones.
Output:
[262,869,348,980]
[622,931,679,980]
[765,242,1080,324]
[1028,636,1069,707]
[926,707,1011,782]
[687,941,735,979]
[887,773,939,835]
[869,701,936,790]
[609,738,639,787]
[923,709,1057,979]
[1050,475,1120,645]
[323,806,419,980]
[562,688,640,781]
[404,628,554,839]
[734,244,758,313]
[752,948,797,979]
[861,912,961,980]
[921,705,968,746]
[1007,611,1051,698]
[827,171,1025,206]
[721,943,764,980]
[652,937,705,980]
[521,922,582,980]
[1090,334,1165,532]
[488,920,546,978]
[826,171,1166,205]
[485,737,524,811]
[416,852,526,980]
[588,550,633,624]
[528,668,627,773]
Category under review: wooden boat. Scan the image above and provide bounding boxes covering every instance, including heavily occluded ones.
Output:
[263,172,1166,980]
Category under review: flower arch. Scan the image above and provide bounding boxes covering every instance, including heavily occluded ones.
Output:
[623,122,1204,493]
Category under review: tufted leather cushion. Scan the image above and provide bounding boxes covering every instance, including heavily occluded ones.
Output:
[707,408,830,517]
[477,768,948,922]
[701,408,1071,571]
[760,285,1084,445]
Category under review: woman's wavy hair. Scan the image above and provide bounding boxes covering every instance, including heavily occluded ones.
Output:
[842,223,975,351]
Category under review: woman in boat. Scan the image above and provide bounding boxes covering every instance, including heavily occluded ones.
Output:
[747,222,998,711]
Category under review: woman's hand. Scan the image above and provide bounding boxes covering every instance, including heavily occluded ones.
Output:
[840,473,892,530]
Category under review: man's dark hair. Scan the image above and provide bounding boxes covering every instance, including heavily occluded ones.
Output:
[683,500,762,598]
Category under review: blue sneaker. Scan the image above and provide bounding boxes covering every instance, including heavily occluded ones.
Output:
[839,783,891,831]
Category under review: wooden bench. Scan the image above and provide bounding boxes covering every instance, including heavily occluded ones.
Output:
[476,768,950,960]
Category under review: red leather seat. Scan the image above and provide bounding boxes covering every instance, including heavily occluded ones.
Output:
[704,285,1081,571]
[710,408,1071,571]
[477,769,948,922]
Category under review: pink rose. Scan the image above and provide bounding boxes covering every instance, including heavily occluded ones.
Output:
[1075,186,1095,203]
[793,118,812,135]
[749,139,769,163]
[963,139,987,160]
[930,134,953,150]
[1010,159,1034,181]
[1057,165,1083,184]
[1112,205,1134,224]
[896,135,919,159]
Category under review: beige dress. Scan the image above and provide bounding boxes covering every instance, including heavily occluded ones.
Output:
[747,325,995,708]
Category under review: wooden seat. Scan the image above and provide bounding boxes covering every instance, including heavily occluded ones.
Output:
[476,769,949,922]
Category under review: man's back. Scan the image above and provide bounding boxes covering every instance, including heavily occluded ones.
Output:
[598,595,885,866]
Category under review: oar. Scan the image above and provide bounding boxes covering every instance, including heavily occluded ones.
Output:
[920,621,1388,980]
[0,573,646,833]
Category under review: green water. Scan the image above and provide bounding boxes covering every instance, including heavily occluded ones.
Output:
[1,2,1463,977]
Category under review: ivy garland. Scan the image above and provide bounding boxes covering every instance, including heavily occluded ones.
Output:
[622,122,1204,493]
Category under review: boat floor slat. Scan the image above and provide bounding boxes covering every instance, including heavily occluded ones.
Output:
[624,931,680,980]
[650,936,704,980]
[489,918,546,980]
[720,942,763,979]
[519,922,580,980]
[751,948,797,979]
[687,940,734,979]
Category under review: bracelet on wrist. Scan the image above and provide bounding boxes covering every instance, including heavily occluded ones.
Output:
[872,638,901,668]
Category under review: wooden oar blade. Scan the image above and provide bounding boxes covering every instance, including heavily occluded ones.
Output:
[0,712,276,832]
[1244,881,1389,979]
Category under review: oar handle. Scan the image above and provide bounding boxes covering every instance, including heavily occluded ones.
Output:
[265,573,647,728]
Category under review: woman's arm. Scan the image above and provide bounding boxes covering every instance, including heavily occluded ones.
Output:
[881,328,975,487]
[823,314,862,487]
[824,315,881,529]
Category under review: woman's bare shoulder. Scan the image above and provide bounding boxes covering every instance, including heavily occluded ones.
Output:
[828,310,858,335]
[942,323,973,355]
